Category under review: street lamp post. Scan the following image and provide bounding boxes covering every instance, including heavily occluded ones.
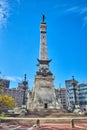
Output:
[22,74,28,106]
[72,76,78,106]
[72,76,81,113]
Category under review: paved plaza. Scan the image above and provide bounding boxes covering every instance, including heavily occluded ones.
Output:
[0,117,87,130]
[0,122,87,130]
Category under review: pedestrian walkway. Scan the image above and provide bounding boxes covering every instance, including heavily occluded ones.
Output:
[0,123,87,130]
[39,123,87,130]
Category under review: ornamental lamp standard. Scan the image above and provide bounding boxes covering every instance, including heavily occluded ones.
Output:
[72,76,78,106]
[22,74,28,106]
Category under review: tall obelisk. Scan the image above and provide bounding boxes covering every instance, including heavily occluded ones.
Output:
[37,15,52,76]
[32,15,57,110]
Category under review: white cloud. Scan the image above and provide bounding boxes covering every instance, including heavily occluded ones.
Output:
[16,0,21,4]
[16,0,23,5]
[64,5,87,27]
[5,76,17,82]
[53,2,87,28]
[0,0,22,29]
[66,6,79,12]
[0,0,10,28]
[84,16,87,21]
[16,76,23,81]
[80,7,87,14]
[66,6,87,16]
[5,76,23,82]
[83,16,87,27]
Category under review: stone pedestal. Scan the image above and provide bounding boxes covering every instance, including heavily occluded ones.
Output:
[73,105,83,115]
[32,75,58,110]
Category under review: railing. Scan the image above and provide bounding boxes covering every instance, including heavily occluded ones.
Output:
[0,117,87,129]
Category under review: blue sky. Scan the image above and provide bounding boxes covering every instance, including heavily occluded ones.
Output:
[0,0,87,89]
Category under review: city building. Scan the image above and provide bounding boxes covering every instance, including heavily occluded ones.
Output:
[57,88,68,109]
[3,87,24,107]
[1,74,29,108]
[0,79,10,88]
[18,83,25,90]
[77,82,87,112]
[65,78,87,113]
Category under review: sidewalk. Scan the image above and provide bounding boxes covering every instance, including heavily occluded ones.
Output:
[38,123,87,130]
[0,123,87,130]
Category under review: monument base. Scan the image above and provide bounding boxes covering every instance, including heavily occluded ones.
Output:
[73,105,83,115]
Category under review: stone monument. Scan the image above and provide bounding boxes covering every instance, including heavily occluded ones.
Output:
[31,15,60,110]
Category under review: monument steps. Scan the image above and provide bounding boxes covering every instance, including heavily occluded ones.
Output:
[23,109,83,118]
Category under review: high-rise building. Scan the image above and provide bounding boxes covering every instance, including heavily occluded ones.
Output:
[65,78,87,113]
[0,79,10,88]
[77,82,87,112]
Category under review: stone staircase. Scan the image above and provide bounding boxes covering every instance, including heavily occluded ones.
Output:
[24,109,81,118]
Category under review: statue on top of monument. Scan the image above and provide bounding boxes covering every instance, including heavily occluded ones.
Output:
[42,14,45,22]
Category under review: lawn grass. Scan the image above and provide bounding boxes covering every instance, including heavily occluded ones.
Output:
[0,115,8,118]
